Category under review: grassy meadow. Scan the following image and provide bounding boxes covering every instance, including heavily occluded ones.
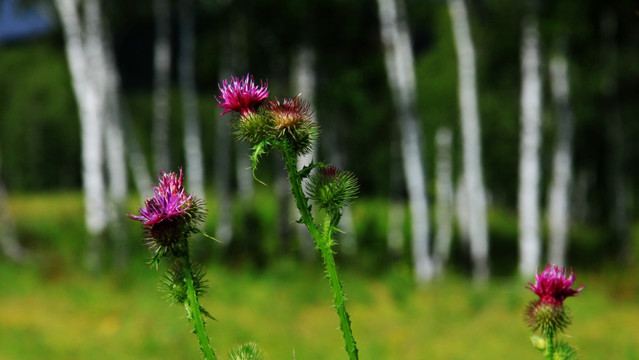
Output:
[0,192,638,359]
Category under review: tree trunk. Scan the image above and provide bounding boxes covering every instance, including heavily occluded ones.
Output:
[518,15,543,276]
[0,149,25,263]
[152,0,172,171]
[547,50,573,267]
[377,0,433,282]
[434,127,454,274]
[178,0,205,198]
[448,0,489,281]
[291,45,319,259]
[600,12,630,264]
[54,0,108,271]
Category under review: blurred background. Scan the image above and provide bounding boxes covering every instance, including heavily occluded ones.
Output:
[0,0,638,358]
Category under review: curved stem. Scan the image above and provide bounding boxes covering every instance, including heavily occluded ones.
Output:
[182,253,217,360]
[283,146,359,360]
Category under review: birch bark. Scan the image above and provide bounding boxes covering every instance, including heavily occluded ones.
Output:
[377,0,433,282]
[54,0,108,270]
[448,0,489,280]
[152,0,172,171]
[434,128,454,274]
[178,0,205,198]
[518,15,543,276]
[547,51,573,266]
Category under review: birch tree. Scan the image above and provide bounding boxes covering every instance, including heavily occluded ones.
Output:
[518,14,543,277]
[0,148,25,263]
[547,50,573,266]
[54,0,108,270]
[447,0,489,280]
[377,0,433,282]
[434,127,454,274]
[178,0,205,197]
[152,0,172,171]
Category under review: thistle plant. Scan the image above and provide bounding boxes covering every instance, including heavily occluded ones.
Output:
[128,168,217,359]
[217,74,360,360]
[525,264,584,360]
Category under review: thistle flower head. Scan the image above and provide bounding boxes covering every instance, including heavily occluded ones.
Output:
[216,74,269,116]
[266,95,317,154]
[525,264,584,335]
[306,165,359,214]
[128,168,205,255]
[527,264,584,307]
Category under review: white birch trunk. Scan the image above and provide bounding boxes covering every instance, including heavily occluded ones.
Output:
[377,0,433,282]
[152,0,172,171]
[518,16,543,276]
[601,12,630,263]
[0,149,25,263]
[434,128,454,274]
[178,0,205,198]
[448,0,489,280]
[54,0,108,270]
[291,45,319,258]
[547,51,573,266]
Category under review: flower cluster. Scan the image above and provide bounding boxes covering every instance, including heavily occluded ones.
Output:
[128,168,205,257]
[216,74,317,156]
[525,264,583,335]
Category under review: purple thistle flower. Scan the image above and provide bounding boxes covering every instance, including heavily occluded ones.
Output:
[128,168,204,254]
[526,264,584,306]
[129,168,193,228]
[216,74,269,115]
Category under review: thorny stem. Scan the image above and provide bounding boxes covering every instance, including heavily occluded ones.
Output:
[181,251,217,360]
[543,330,554,360]
[283,143,359,360]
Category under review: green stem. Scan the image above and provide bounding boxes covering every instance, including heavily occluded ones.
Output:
[543,330,554,360]
[319,215,359,360]
[283,146,359,360]
[182,254,217,360]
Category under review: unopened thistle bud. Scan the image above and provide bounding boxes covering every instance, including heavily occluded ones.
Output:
[128,168,205,257]
[525,264,584,335]
[266,95,317,155]
[306,166,359,214]
[228,342,265,360]
[233,111,275,144]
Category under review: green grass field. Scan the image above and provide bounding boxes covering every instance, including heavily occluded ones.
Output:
[1,193,638,359]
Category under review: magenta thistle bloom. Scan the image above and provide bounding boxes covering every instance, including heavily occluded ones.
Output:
[216,74,269,115]
[527,264,584,306]
[525,264,584,335]
[129,168,204,253]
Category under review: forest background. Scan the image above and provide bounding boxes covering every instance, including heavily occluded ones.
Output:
[0,0,638,358]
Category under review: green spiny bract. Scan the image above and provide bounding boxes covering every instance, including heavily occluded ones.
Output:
[306,166,359,215]
[228,342,266,360]
[233,110,275,145]
[552,341,578,360]
[526,301,571,336]
[160,261,208,305]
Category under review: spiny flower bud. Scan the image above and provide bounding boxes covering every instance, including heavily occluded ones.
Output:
[525,264,584,335]
[530,335,547,351]
[216,74,269,116]
[306,166,359,214]
[128,168,205,257]
[233,110,275,144]
[266,95,317,155]
[228,342,265,360]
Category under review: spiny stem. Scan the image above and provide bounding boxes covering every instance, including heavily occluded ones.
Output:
[181,253,217,360]
[319,215,359,360]
[283,144,359,360]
